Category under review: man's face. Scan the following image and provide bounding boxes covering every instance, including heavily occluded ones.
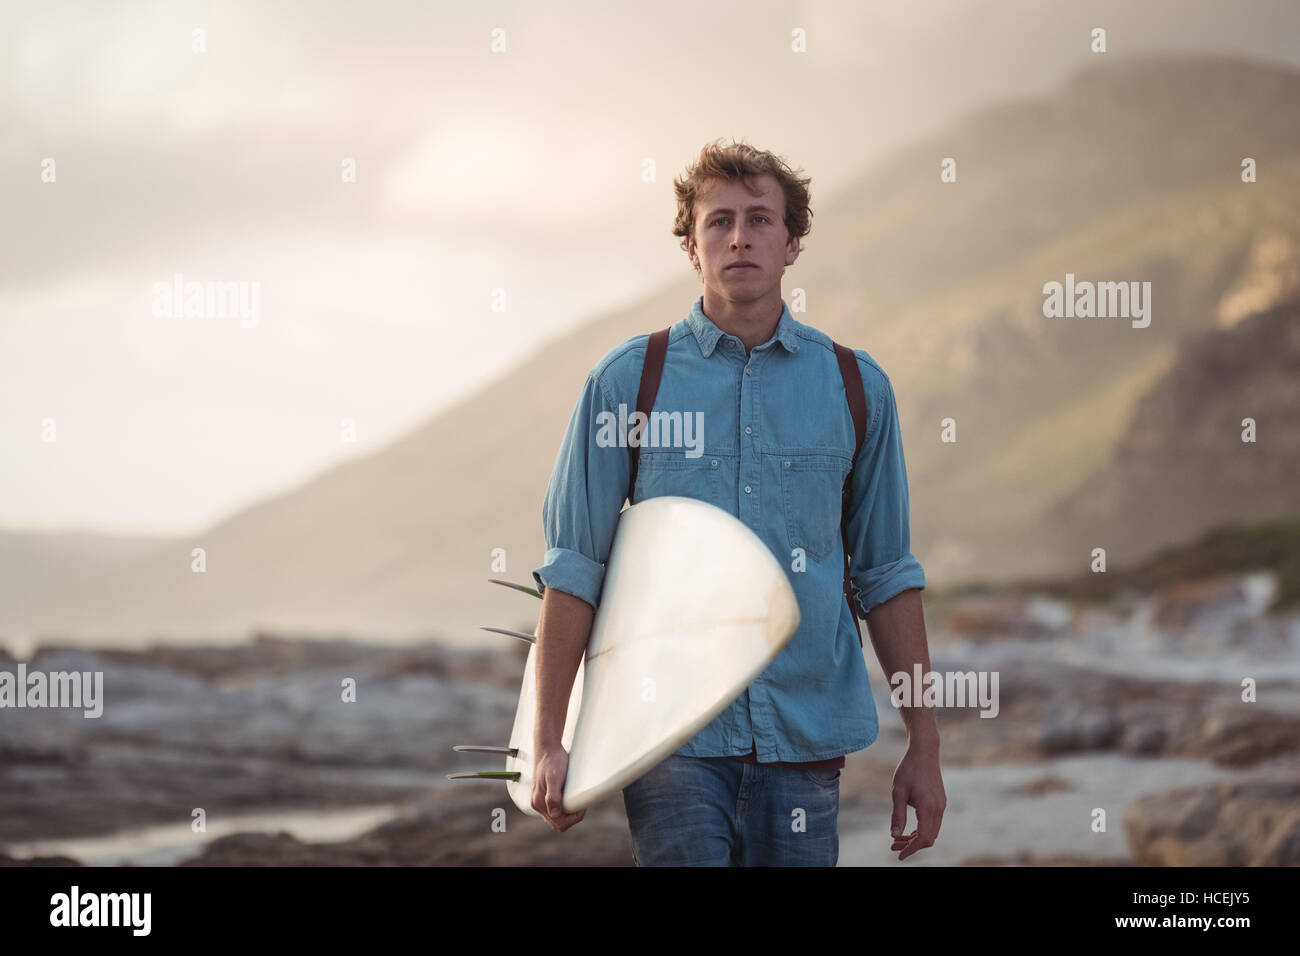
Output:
[687,173,800,299]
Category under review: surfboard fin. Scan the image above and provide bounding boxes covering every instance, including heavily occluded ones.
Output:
[446,770,522,781]
[452,745,519,757]
[488,578,542,599]
[479,625,536,644]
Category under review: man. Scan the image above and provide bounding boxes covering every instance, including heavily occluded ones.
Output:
[529,139,945,865]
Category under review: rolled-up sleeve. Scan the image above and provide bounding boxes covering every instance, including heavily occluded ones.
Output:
[844,362,926,617]
[531,366,631,609]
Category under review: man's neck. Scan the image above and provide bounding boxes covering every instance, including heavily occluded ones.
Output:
[700,290,783,354]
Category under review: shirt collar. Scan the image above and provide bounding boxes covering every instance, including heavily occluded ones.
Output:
[685,296,801,359]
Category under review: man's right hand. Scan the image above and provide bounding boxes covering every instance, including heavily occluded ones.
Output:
[532,744,587,832]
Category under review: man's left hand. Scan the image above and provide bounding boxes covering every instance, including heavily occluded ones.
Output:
[889,743,946,861]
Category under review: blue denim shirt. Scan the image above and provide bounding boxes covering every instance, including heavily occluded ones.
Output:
[532,295,926,761]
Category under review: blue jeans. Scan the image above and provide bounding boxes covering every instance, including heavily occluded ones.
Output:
[621,753,840,866]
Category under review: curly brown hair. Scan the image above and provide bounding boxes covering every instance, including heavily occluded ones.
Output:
[672,138,813,274]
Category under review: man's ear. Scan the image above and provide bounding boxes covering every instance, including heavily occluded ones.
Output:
[786,233,801,266]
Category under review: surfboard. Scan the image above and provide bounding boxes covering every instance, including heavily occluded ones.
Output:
[451,495,801,817]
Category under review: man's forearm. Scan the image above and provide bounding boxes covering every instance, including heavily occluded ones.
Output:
[534,586,595,750]
[863,587,939,751]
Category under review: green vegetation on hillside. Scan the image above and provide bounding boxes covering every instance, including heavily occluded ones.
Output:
[956,514,1300,614]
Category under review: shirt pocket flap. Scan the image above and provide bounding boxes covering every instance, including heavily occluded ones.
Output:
[777,451,850,563]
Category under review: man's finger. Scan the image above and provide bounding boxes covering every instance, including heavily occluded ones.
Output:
[549,810,581,831]
[890,786,909,839]
[543,770,564,816]
[551,809,586,831]
[897,806,941,860]
[916,802,943,848]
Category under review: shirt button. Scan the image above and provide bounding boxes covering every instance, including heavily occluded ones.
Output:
[783,460,791,468]
[710,459,718,467]
[744,367,752,375]
[744,484,752,494]
[744,425,752,435]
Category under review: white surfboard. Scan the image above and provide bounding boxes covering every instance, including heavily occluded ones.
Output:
[482,495,800,817]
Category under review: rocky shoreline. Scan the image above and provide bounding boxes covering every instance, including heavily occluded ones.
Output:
[3,572,1298,866]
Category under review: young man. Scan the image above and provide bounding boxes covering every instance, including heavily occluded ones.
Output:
[529,139,945,865]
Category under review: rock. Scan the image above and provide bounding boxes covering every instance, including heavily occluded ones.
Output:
[1147,576,1247,631]
[1038,700,1121,754]
[1194,709,1300,766]
[179,788,637,866]
[1120,721,1167,755]
[938,592,1076,642]
[0,853,83,866]
[1019,775,1071,795]
[1125,778,1300,865]
[960,851,1135,866]
[0,637,522,845]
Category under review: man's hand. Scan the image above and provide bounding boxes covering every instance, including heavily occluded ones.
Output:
[889,743,945,861]
[863,589,945,860]
[531,744,587,832]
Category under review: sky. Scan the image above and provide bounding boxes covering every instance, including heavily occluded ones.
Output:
[2,0,1298,536]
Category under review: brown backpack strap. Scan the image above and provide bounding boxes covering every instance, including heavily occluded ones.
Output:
[628,331,867,648]
[833,342,868,647]
[627,328,671,504]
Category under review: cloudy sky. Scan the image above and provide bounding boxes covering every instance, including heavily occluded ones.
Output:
[3,0,1297,535]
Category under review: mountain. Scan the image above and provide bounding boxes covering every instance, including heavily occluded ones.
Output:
[1036,294,1300,570]
[5,53,1300,648]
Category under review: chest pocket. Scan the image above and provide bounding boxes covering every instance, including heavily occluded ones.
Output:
[633,452,722,506]
[779,452,850,563]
